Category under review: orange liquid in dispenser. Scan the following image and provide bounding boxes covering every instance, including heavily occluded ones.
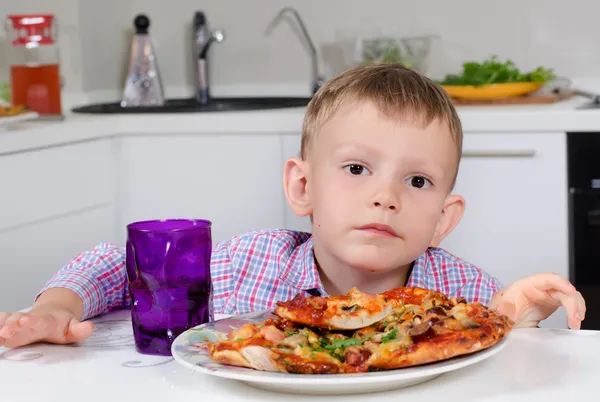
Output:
[10,64,62,115]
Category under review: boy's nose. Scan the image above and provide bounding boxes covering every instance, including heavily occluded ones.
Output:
[373,198,398,212]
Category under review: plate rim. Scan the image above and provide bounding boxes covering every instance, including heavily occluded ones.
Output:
[171,312,510,385]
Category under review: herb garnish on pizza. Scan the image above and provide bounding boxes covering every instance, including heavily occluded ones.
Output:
[204,287,513,374]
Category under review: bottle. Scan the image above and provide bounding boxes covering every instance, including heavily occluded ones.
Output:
[121,14,164,107]
[5,14,63,118]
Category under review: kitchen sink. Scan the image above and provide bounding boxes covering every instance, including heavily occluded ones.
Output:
[71,96,312,114]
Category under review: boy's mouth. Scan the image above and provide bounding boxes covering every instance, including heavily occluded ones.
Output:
[357,223,399,238]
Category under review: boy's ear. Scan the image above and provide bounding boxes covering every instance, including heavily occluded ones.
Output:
[283,157,313,217]
[429,194,465,247]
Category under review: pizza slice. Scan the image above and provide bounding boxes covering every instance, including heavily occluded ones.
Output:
[274,287,394,330]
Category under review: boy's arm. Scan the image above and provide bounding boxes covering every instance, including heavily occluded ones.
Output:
[1,239,237,349]
[36,237,240,320]
[36,242,129,320]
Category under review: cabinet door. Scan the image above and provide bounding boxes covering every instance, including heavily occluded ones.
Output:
[119,134,285,245]
[0,206,116,311]
[0,139,117,310]
[440,132,568,328]
[280,133,312,233]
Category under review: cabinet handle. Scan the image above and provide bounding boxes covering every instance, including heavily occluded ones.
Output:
[462,149,537,158]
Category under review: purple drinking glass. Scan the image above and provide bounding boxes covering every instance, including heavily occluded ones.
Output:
[125,218,213,356]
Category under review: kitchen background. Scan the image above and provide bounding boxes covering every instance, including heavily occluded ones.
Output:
[1,0,598,97]
[1,0,599,329]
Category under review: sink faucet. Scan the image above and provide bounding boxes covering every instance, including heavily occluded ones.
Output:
[193,11,225,104]
[265,7,325,95]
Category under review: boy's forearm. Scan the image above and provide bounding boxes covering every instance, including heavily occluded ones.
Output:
[33,288,85,320]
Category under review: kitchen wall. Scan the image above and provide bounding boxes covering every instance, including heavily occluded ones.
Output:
[1,0,600,97]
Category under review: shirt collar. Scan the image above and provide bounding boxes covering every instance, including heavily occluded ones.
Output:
[278,235,429,294]
[278,236,323,291]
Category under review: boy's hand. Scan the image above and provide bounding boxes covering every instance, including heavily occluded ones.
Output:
[0,304,94,349]
[489,273,586,330]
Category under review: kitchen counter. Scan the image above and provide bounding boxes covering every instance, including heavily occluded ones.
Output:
[0,309,598,402]
[3,79,600,156]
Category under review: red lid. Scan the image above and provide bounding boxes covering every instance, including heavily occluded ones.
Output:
[6,14,56,46]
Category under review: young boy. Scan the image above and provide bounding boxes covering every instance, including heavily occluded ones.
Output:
[0,63,586,349]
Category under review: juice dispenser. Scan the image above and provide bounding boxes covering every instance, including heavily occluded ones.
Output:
[5,14,63,118]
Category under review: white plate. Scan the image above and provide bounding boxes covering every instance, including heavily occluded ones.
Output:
[0,112,39,127]
[171,310,510,395]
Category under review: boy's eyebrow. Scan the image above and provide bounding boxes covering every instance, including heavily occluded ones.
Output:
[332,143,381,157]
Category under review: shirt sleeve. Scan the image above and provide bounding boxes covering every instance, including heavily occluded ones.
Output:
[453,271,504,306]
[209,238,238,315]
[37,242,129,320]
[38,238,239,320]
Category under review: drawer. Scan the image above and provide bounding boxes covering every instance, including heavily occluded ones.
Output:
[0,139,115,231]
[461,132,565,158]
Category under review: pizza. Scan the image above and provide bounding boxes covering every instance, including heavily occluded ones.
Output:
[204,286,513,374]
[274,287,394,330]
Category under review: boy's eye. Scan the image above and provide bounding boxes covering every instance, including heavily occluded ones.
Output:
[409,176,430,188]
[344,164,370,175]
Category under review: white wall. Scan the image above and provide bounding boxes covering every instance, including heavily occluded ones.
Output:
[1,0,600,95]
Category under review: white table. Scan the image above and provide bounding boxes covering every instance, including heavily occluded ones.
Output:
[1,309,598,402]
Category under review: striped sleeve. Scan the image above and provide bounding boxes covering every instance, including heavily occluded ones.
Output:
[453,270,503,305]
[209,239,236,315]
[37,242,130,320]
[409,247,504,306]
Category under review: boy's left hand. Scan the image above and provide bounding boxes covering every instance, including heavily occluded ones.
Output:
[489,273,586,330]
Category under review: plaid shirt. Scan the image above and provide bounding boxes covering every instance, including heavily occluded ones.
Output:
[38,229,503,320]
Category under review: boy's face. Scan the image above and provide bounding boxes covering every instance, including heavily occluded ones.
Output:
[285,100,465,275]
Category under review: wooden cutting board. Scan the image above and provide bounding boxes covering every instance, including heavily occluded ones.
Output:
[451,91,576,105]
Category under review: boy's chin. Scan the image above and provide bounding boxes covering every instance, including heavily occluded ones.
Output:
[343,249,410,275]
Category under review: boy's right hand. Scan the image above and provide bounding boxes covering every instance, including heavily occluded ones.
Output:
[0,288,95,349]
[0,305,94,348]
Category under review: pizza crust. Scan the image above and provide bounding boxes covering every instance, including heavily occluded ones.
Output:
[326,305,393,330]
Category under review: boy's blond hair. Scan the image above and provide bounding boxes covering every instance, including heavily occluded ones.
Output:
[300,63,463,187]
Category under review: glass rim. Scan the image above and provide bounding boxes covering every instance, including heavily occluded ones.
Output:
[127,218,212,233]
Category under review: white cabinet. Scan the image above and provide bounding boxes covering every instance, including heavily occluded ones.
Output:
[118,134,285,245]
[440,132,568,328]
[0,139,117,311]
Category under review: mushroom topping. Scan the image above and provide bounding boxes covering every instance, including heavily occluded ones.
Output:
[425,306,447,316]
[341,304,359,313]
[408,322,435,342]
[450,296,467,306]
[461,318,480,329]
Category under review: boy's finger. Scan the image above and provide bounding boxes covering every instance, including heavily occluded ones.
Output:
[532,273,576,294]
[20,314,51,330]
[0,313,25,337]
[66,321,94,343]
[553,291,583,330]
[0,313,9,327]
[575,291,586,321]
